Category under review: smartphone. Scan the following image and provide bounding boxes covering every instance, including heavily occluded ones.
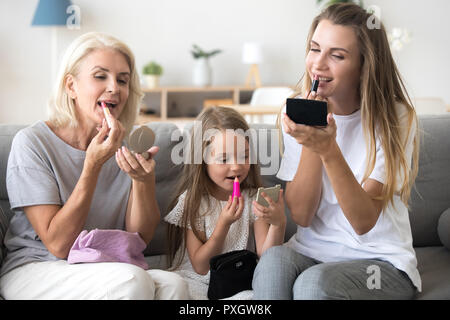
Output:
[286,98,328,126]
[256,184,281,207]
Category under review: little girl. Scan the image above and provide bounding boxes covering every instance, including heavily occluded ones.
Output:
[165,106,286,300]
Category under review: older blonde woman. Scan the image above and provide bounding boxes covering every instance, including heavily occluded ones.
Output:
[0,32,188,300]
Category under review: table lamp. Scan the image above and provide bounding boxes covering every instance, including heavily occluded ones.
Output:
[242,42,263,87]
[31,0,73,82]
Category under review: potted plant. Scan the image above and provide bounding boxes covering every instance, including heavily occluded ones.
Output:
[190,44,222,86]
[142,61,163,89]
[316,0,363,7]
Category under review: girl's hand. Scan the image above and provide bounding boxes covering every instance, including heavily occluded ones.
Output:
[219,195,244,226]
[85,118,125,168]
[116,145,160,183]
[282,94,337,156]
[252,189,286,227]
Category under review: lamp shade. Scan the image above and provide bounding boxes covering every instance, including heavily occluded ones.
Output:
[242,42,263,64]
[32,0,72,26]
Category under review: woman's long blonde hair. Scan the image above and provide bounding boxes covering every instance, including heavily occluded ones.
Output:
[47,32,142,136]
[278,3,419,209]
[167,107,263,269]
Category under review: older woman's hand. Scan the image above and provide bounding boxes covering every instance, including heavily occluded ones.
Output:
[85,117,125,168]
[116,145,159,183]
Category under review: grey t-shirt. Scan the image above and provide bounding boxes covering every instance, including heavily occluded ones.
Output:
[1,121,131,276]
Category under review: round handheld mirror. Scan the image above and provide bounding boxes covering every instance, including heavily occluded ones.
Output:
[128,126,156,160]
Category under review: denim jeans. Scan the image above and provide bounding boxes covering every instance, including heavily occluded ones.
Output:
[252,245,416,300]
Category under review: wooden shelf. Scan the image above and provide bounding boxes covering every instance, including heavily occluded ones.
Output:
[136,113,195,125]
[138,85,289,122]
[141,85,257,93]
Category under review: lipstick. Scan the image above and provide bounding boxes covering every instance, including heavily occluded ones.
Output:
[307,75,320,99]
[101,101,112,128]
[232,177,241,200]
[311,74,319,93]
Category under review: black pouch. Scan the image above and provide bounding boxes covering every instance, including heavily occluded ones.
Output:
[207,249,258,300]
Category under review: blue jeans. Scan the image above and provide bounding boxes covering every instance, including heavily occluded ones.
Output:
[252,246,416,300]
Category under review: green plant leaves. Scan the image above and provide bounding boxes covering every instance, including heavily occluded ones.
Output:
[191,44,222,59]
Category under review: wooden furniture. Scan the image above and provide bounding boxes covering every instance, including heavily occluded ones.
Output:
[203,98,233,108]
[225,104,281,115]
[245,64,262,87]
[137,104,282,125]
[138,85,293,125]
[140,86,257,120]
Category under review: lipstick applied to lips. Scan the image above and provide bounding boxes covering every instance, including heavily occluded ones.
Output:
[232,177,241,201]
[311,74,320,93]
[101,101,113,128]
[306,74,320,99]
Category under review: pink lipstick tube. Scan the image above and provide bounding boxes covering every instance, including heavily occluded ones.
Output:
[232,177,241,200]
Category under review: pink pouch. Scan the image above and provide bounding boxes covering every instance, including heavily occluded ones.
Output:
[67,229,149,270]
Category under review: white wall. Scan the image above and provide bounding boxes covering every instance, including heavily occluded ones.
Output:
[1,0,449,124]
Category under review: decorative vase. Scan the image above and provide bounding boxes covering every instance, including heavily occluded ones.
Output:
[192,58,212,86]
[144,75,159,89]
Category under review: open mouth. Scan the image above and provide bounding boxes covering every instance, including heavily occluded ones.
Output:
[97,101,118,109]
[318,77,333,83]
[226,175,239,181]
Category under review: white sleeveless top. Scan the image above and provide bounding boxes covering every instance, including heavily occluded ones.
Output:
[164,189,257,299]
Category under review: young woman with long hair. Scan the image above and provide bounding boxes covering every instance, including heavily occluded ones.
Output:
[253,3,420,299]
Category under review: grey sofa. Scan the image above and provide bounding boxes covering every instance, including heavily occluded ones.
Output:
[1,115,450,299]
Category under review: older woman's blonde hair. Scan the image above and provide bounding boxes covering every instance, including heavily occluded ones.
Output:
[47,32,143,136]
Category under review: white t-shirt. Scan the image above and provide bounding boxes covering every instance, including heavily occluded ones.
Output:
[277,104,421,291]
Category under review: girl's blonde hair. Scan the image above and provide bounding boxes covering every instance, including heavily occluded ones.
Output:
[167,106,263,269]
[277,3,419,209]
[47,32,143,136]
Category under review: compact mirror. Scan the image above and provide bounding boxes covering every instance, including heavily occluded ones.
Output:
[128,126,155,160]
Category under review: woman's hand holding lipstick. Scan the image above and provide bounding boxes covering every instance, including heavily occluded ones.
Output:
[282,73,337,153]
[85,106,125,169]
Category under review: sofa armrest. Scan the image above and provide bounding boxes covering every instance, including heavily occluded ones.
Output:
[438,208,450,249]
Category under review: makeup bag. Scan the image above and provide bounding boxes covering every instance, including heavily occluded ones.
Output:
[207,249,258,300]
[67,229,149,270]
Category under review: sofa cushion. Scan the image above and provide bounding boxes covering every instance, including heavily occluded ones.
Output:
[0,125,26,266]
[0,200,14,265]
[0,204,9,265]
[0,125,26,200]
[415,246,450,299]
[438,208,450,250]
[250,124,296,240]
[141,122,184,256]
[409,115,450,246]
